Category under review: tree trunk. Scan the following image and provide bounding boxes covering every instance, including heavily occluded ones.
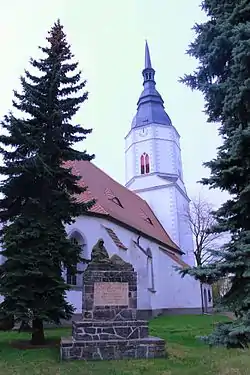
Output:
[31,318,45,345]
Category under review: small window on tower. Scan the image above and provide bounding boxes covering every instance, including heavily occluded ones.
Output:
[140,153,150,175]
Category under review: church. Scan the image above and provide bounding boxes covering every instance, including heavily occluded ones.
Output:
[64,42,213,317]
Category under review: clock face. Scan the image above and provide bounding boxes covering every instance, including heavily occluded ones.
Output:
[139,128,148,137]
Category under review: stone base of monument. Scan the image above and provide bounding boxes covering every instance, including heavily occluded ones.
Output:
[61,321,166,360]
[60,249,167,361]
[60,319,166,360]
[61,336,166,361]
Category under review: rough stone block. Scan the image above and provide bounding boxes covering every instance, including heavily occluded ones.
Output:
[72,320,149,341]
[60,336,167,361]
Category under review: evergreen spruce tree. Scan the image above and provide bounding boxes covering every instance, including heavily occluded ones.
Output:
[179,1,250,348]
[0,20,94,345]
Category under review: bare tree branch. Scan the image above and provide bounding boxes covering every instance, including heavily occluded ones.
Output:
[181,194,229,312]
[183,194,223,266]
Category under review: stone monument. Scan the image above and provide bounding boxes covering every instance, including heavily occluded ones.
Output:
[60,239,166,360]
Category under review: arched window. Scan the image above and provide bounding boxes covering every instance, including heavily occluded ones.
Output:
[66,268,77,286]
[140,153,150,175]
[66,237,79,286]
[71,238,78,246]
[66,231,87,287]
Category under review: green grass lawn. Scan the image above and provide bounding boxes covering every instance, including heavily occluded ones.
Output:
[0,314,249,375]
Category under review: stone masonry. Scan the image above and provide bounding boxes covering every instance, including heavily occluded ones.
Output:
[60,239,167,361]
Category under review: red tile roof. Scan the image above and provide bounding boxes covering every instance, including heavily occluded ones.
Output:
[65,160,180,252]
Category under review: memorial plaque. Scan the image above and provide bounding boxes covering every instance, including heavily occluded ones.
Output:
[94,282,128,306]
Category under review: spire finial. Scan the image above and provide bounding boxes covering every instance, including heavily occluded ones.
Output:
[145,40,152,69]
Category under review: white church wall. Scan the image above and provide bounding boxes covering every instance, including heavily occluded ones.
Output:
[175,189,196,266]
[125,124,154,150]
[154,125,182,177]
[125,143,135,184]
[175,146,184,182]
[151,249,202,309]
[155,139,176,176]
[0,214,203,314]
[137,185,179,246]
[154,124,180,145]
[136,184,196,267]
[66,215,202,313]
[65,290,82,313]
[130,240,151,310]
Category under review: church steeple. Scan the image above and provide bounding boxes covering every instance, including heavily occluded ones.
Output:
[131,41,172,129]
[125,41,195,266]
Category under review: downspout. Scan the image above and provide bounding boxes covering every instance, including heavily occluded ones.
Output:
[136,234,141,246]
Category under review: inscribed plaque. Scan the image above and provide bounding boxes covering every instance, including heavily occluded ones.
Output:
[94,282,128,306]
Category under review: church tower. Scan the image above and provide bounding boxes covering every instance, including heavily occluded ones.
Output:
[125,42,195,265]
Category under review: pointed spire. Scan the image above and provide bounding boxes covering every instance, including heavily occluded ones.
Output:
[131,41,172,129]
[145,40,152,69]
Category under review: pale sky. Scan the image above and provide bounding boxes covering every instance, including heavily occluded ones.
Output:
[0,0,228,207]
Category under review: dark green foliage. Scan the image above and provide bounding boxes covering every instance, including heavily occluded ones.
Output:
[0,20,94,344]
[0,313,14,331]
[179,0,250,347]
